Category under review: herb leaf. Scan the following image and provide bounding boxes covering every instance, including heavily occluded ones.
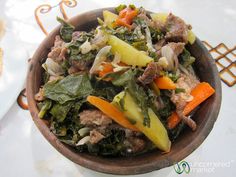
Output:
[57,17,75,42]
[50,102,73,122]
[115,4,127,13]
[43,74,93,104]
[179,48,196,67]
[38,100,52,118]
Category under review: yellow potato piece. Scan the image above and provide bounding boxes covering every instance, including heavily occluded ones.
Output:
[187,30,196,44]
[103,10,118,28]
[150,13,168,23]
[108,35,153,67]
[113,91,171,152]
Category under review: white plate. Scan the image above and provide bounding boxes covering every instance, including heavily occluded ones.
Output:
[0,28,28,120]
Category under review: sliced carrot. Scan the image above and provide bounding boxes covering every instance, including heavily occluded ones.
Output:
[154,76,176,90]
[167,82,215,129]
[167,112,180,129]
[115,7,138,29]
[87,96,139,131]
[98,62,114,78]
[116,18,132,29]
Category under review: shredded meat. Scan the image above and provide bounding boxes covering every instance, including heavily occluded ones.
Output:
[137,8,155,28]
[89,129,104,144]
[153,19,166,33]
[171,73,200,130]
[48,35,67,63]
[68,65,87,75]
[160,42,185,71]
[166,42,185,56]
[72,31,82,41]
[34,88,44,101]
[154,39,166,51]
[79,110,112,126]
[69,59,92,73]
[165,14,189,43]
[138,62,161,85]
[125,137,146,153]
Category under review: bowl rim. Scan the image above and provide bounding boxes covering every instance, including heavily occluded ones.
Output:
[26,7,222,175]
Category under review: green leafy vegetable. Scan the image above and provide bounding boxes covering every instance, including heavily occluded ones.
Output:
[158,94,175,120]
[86,129,127,156]
[57,17,75,42]
[179,48,196,67]
[90,77,123,101]
[50,102,73,122]
[38,100,52,119]
[115,4,127,13]
[67,31,96,60]
[43,74,93,104]
[129,4,136,10]
[132,41,148,51]
[175,88,185,94]
[168,121,185,142]
[149,26,164,43]
[104,26,144,44]
[168,72,179,82]
[111,69,134,86]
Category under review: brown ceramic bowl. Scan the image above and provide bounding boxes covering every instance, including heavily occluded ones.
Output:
[26,8,222,175]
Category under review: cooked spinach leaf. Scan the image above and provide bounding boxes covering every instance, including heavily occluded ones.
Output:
[175,88,185,94]
[115,4,127,13]
[91,77,123,101]
[168,121,185,142]
[38,99,52,119]
[158,94,175,120]
[50,102,73,122]
[131,41,148,51]
[111,69,135,86]
[72,51,96,61]
[57,17,75,42]
[43,74,93,104]
[149,26,164,43]
[179,48,196,67]
[86,129,126,156]
[168,72,179,82]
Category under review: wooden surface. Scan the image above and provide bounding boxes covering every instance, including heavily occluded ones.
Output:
[26,8,222,175]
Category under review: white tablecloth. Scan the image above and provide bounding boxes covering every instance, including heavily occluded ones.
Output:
[0,0,236,177]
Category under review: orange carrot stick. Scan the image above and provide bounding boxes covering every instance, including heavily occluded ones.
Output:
[115,7,138,29]
[98,62,114,78]
[154,76,176,90]
[87,96,139,131]
[167,82,215,129]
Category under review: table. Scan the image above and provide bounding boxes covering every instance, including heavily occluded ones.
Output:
[0,0,236,176]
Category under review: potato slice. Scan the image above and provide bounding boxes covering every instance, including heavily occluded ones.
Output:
[187,30,196,44]
[150,13,168,23]
[108,35,153,67]
[103,10,118,28]
[113,91,171,152]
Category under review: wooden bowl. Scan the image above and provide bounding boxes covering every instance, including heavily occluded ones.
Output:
[26,8,222,175]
